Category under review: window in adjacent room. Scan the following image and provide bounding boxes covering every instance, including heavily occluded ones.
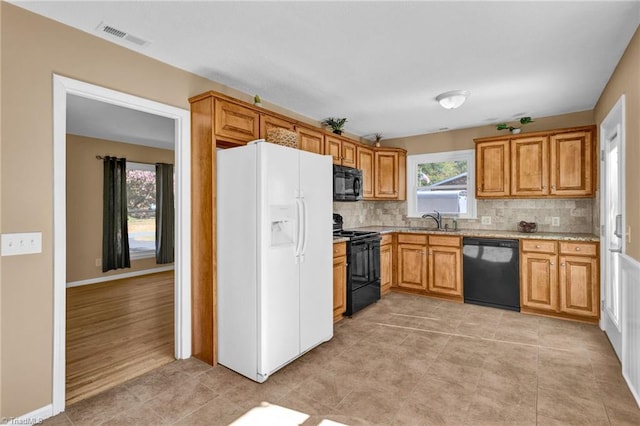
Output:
[126,162,156,259]
[406,149,477,219]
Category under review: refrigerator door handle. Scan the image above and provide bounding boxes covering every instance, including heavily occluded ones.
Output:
[300,197,308,261]
[295,197,304,260]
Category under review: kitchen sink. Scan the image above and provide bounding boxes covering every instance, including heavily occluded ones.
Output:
[405,227,460,233]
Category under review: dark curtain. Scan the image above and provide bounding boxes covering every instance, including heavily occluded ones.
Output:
[155,163,175,264]
[102,156,130,272]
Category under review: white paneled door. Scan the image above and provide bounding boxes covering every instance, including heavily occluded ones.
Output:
[601,95,625,359]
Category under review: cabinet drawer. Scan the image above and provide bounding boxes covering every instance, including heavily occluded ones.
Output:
[397,233,428,245]
[428,235,461,247]
[559,242,597,257]
[333,241,346,257]
[380,234,393,245]
[521,240,557,254]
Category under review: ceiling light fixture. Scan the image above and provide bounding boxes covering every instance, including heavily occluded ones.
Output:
[436,90,470,109]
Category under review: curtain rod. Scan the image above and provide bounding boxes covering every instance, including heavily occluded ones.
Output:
[95,156,172,166]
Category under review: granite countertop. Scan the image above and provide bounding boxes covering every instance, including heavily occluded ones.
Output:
[346,226,599,242]
[332,236,350,243]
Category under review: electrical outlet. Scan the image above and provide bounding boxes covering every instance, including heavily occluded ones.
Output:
[95,258,102,267]
[1,232,42,256]
[481,216,491,225]
[552,217,560,227]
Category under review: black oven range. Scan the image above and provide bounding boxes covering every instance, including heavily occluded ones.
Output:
[333,214,381,316]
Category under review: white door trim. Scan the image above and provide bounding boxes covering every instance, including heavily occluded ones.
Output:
[599,95,625,344]
[52,75,191,415]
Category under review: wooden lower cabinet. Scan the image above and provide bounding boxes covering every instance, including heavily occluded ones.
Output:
[394,234,462,300]
[559,255,599,318]
[380,234,393,295]
[520,239,599,321]
[396,234,428,291]
[428,245,462,297]
[332,242,347,322]
[521,252,558,312]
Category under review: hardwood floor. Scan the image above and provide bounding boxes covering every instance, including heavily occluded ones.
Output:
[66,271,175,405]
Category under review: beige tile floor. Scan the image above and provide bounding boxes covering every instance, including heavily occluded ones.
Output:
[44,292,640,425]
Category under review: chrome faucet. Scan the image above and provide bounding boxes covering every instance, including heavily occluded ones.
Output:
[421,210,442,229]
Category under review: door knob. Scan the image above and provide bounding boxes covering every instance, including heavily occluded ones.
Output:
[609,247,622,253]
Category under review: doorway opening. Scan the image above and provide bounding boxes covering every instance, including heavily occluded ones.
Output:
[600,94,625,360]
[52,75,191,415]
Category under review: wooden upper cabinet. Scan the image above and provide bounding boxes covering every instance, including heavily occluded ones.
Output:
[259,114,295,139]
[550,130,594,197]
[297,126,324,155]
[341,140,357,168]
[476,139,510,197]
[356,146,375,199]
[325,135,342,165]
[511,136,549,196]
[374,150,400,198]
[214,99,259,144]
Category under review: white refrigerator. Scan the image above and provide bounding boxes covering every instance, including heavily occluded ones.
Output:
[217,140,333,383]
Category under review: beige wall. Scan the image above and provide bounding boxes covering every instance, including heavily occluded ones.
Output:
[66,135,174,283]
[595,27,640,261]
[381,110,595,155]
[0,3,327,417]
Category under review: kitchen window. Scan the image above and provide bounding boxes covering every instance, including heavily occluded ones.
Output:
[126,162,156,259]
[406,149,477,219]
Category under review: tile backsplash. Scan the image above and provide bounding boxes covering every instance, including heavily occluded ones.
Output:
[334,198,595,234]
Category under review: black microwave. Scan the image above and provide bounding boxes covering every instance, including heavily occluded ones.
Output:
[333,165,363,201]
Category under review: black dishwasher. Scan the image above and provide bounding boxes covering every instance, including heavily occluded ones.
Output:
[463,237,520,311]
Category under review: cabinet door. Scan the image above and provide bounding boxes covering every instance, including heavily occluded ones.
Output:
[521,252,558,312]
[476,140,510,197]
[380,243,393,295]
[332,254,347,322]
[356,146,375,199]
[396,243,427,290]
[341,140,357,168]
[325,136,342,165]
[259,114,295,139]
[297,126,324,155]
[559,255,599,318]
[214,99,259,144]
[550,130,594,196]
[428,246,462,297]
[374,151,399,199]
[511,136,549,196]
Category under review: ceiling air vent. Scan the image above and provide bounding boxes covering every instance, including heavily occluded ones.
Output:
[95,22,150,47]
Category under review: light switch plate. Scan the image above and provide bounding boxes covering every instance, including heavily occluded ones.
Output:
[552,217,560,227]
[1,232,42,256]
[481,216,491,225]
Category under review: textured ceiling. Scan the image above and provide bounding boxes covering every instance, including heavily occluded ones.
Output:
[15,1,640,142]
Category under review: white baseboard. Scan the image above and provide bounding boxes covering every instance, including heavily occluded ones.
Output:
[1,404,53,424]
[66,265,175,288]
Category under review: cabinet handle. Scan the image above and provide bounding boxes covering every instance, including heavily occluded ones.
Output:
[550,262,555,266]
[561,263,565,267]
[575,247,581,251]
[551,185,556,189]
[536,245,541,249]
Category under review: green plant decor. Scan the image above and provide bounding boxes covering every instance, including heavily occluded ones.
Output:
[373,133,383,147]
[253,94,262,105]
[322,117,348,135]
[497,116,534,132]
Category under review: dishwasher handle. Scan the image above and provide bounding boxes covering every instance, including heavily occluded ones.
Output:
[463,237,519,249]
